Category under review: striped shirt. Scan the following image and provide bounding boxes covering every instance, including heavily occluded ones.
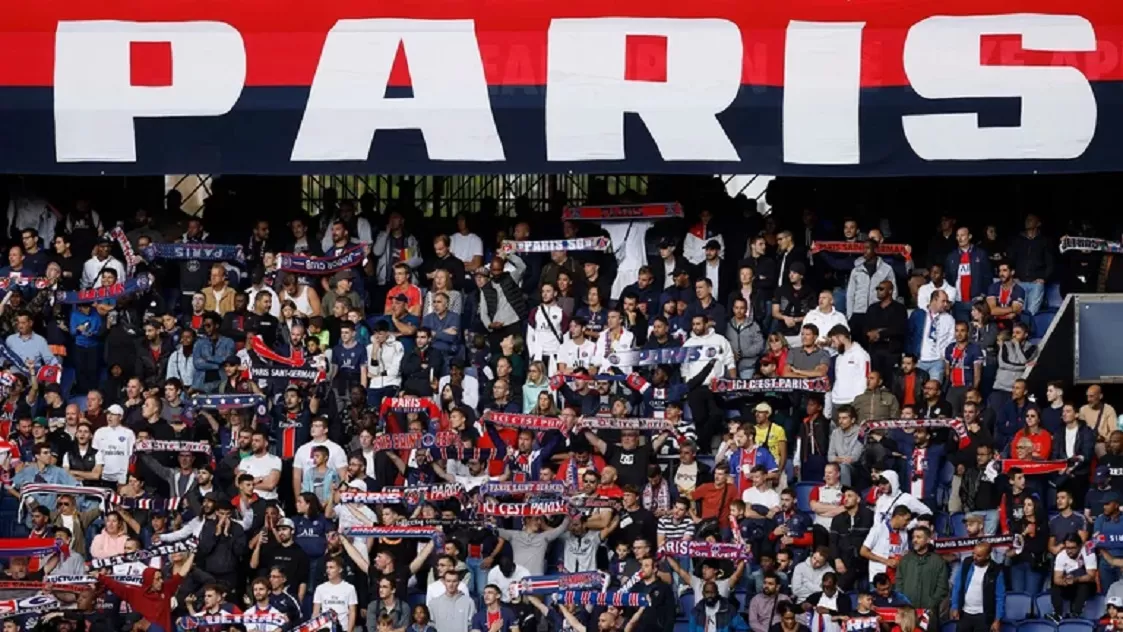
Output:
[657,515,693,542]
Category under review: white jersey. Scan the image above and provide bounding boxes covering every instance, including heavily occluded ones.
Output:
[526,304,567,361]
[605,221,653,298]
[556,335,596,374]
[294,439,348,473]
[92,424,135,484]
[591,328,636,374]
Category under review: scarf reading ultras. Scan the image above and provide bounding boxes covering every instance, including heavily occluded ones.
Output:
[87,537,197,570]
[861,418,970,449]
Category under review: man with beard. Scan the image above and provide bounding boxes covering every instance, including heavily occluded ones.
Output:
[272,385,317,504]
[237,430,282,502]
[250,517,310,603]
[627,556,674,632]
[61,421,100,484]
[829,487,873,591]
[217,427,252,496]
[895,525,948,627]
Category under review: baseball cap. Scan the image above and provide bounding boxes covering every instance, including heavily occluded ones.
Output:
[392,294,408,303]
[658,238,675,249]
[754,402,772,415]
[1105,491,1122,505]
[222,355,241,366]
[32,417,47,428]
[704,239,722,251]
[107,404,124,416]
[1095,465,1111,486]
[277,517,295,530]
[789,261,807,276]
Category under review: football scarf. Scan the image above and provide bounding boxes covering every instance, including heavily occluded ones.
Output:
[861,418,970,448]
[189,393,266,412]
[277,245,364,275]
[87,537,198,570]
[1060,236,1123,254]
[379,396,442,415]
[512,572,607,597]
[399,518,495,531]
[562,203,683,221]
[0,347,62,384]
[380,483,467,504]
[55,275,151,305]
[247,334,326,383]
[659,540,752,560]
[0,276,51,291]
[555,591,651,607]
[602,345,721,368]
[338,491,407,505]
[339,525,442,539]
[712,377,831,394]
[811,241,912,260]
[176,612,289,630]
[17,483,112,519]
[143,242,245,263]
[0,595,60,621]
[845,617,882,632]
[0,538,63,558]
[874,607,929,631]
[290,611,339,632]
[477,499,570,516]
[483,411,568,432]
[577,416,673,433]
[932,534,1021,554]
[500,237,610,254]
[479,481,567,497]
[108,494,183,512]
[428,447,498,461]
[991,458,1076,476]
[372,432,458,451]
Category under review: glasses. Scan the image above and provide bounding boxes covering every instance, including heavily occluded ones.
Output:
[58,502,71,508]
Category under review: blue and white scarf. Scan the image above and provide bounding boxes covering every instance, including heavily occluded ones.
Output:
[55,275,151,305]
[143,242,245,264]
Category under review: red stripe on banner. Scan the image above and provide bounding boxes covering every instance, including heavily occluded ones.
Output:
[0,0,1122,88]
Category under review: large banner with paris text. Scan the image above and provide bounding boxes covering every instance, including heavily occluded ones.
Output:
[5,0,1123,175]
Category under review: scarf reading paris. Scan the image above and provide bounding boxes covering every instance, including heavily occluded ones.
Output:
[712,377,831,394]
[659,540,752,560]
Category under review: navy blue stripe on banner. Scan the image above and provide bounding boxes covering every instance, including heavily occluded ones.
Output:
[2,83,1122,176]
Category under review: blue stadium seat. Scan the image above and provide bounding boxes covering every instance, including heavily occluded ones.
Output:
[1035,593,1053,617]
[939,462,955,486]
[69,394,88,410]
[934,512,951,536]
[1083,595,1106,620]
[1058,622,1094,632]
[679,594,694,620]
[940,623,956,632]
[1034,309,1057,336]
[1016,620,1057,632]
[1046,283,1063,309]
[796,482,818,513]
[951,513,968,537]
[1002,623,1017,632]
[1004,593,1033,622]
[674,622,691,632]
[407,593,426,609]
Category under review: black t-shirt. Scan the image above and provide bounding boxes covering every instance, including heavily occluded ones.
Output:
[636,579,674,631]
[606,445,652,489]
[616,507,658,550]
[1102,454,1123,491]
[259,541,311,587]
[772,284,815,336]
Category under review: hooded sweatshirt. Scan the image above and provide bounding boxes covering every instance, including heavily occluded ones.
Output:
[872,471,931,525]
[98,566,183,631]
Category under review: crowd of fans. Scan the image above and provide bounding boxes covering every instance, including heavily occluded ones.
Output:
[1,188,1121,632]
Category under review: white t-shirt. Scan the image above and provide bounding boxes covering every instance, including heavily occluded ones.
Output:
[742,487,780,508]
[450,233,484,265]
[313,580,358,630]
[862,520,909,578]
[1054,547,1096,579]
[92,425,135,484]
[917,282,959,311]
[962,563,987,615]
[488,564,531,603]
[237,453,283,500]
[294,439,348,473]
